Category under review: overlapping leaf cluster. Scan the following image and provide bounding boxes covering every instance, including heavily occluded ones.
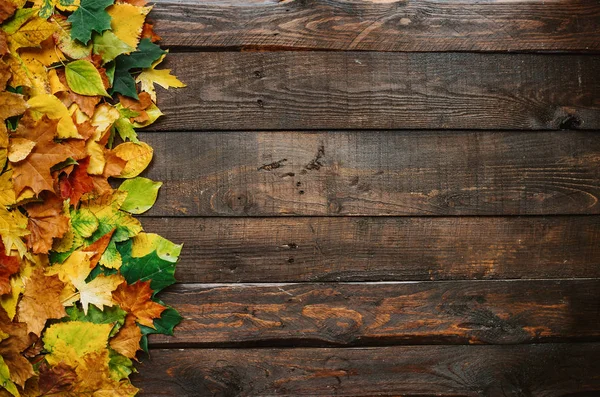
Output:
[0,0,184,394]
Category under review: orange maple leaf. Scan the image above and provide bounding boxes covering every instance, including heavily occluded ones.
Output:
[25,193,69,254]
[112,281,166,328]
[0,311,36,387]
[11,116,77,196]
[17,269,66,335]
[109,314,142,359]
[59,157,95,205]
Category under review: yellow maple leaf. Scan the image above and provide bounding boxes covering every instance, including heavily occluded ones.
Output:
[78,274,123,314]
[27,94,81,139]
[107,3,150,48]
[46,250,122,313]
[136,55,185,102]
[0,206,29,257]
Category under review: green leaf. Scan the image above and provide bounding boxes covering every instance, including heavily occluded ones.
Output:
[93,30,134,63]
[118,39,166,70]
[71,208,99,238]
[111,69,137,99]
[111,39,165,99]
[131,233,181,263]
[65,60,109,96]
[113,117,138,143]
[50,157,79,172]
[67,0,114,44]
[39,0,55,19]
[117,239,176,293]
[66,304,127,328]
[138,307,182,353]
[118,177,161,214]
[105,60,116,85]
[99,240,122,269]
[108,350,135,380]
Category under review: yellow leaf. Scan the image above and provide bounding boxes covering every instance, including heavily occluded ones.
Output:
[0,206,29,257]
[27,94,81,139]
[7,137,35,162]
[43,321,112,368]
[107,4,150,48]
[113,141,153,178]
[9,17,56,51]
[86,140,105,175]
[91,103,119,137]
[0,257,36,320]
[0,169,16,207]
[48,68,67,94]
[18,37,65,67]
[45,250,121,313]
[78,274,123,314]
[136,67,185,102]
[6,54,50,96]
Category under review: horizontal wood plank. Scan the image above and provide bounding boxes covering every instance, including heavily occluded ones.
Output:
[149,280,600,346]
[141,216,600,283]
[149,52,600,131]
[138,130,600,216]
[134,343,600,396]
[151,0,600,53]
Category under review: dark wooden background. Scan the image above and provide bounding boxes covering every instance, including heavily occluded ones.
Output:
[132,1,600,395]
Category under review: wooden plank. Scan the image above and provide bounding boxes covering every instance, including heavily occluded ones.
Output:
[148,52,600,131]
[149,280,600,346]
[141,216,600,283]
[138,130,600,216]
[134,343,600,396]
[150,0,600,53]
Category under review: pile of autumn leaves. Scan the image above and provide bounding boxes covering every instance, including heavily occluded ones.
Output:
[0,0,185,394]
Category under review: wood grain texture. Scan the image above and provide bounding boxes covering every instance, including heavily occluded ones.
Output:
[138,130,600,216]
[134,343,600,396]
[148,52,600,131]
[150,0,600,53]
[141,216,600,283]
[149,280,600,346]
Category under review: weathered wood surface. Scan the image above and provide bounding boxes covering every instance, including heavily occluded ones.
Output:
[148,52,600,131]
[151,0,600,53]
[134,343,600,396]
[149,280,600,346]
[141,216,600,283]
[139,130,600,216]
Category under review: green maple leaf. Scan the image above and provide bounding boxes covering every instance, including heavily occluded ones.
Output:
[138,307,182,353]
[117,239,176,293]
[111,39,165,99]
[67,0,114,44]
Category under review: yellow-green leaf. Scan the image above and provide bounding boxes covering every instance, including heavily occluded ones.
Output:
[65,59,109,96]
